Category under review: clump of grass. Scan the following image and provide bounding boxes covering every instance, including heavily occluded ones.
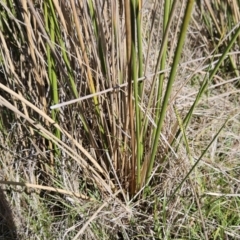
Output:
[0,0,240,239]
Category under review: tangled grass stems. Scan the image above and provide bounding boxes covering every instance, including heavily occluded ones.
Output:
[0,0,240,239]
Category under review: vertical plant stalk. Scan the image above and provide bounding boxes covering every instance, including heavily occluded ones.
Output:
[124,0,135,194]
[70,1,111,167]
[22,0,52,172]
[47,1,61,157]
[23,0,47,113]
[44,2,54,173]
[146,0,195,184]
[135,0,143,188]
[153,0,171,141]
[69,0,97,104]
[139,0,177,142]
[139,0,178,188]
[48,1,91,137]
[130,0,139,194]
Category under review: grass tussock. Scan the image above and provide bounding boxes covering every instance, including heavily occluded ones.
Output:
[0,0,240,239]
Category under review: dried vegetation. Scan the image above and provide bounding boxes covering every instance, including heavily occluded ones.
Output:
[0,0,240,239]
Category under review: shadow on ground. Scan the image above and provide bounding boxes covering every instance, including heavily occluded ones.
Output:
[0,186,18,239]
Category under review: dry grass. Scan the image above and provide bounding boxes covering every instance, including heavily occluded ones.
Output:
[0,0,240,239]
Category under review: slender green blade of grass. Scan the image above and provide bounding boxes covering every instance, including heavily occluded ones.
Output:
[146,0,195,184]
[167,117,229,204]
[136,1,143,96]
[136,0,144,175]
[153,0,171,141]
[139,1,178,189]
[130,0,141,190]
[140,0,178,140]
[44,2,60,158]
[182,24,240,133]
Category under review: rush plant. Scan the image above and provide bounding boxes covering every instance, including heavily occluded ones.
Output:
[0,0,240,239]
